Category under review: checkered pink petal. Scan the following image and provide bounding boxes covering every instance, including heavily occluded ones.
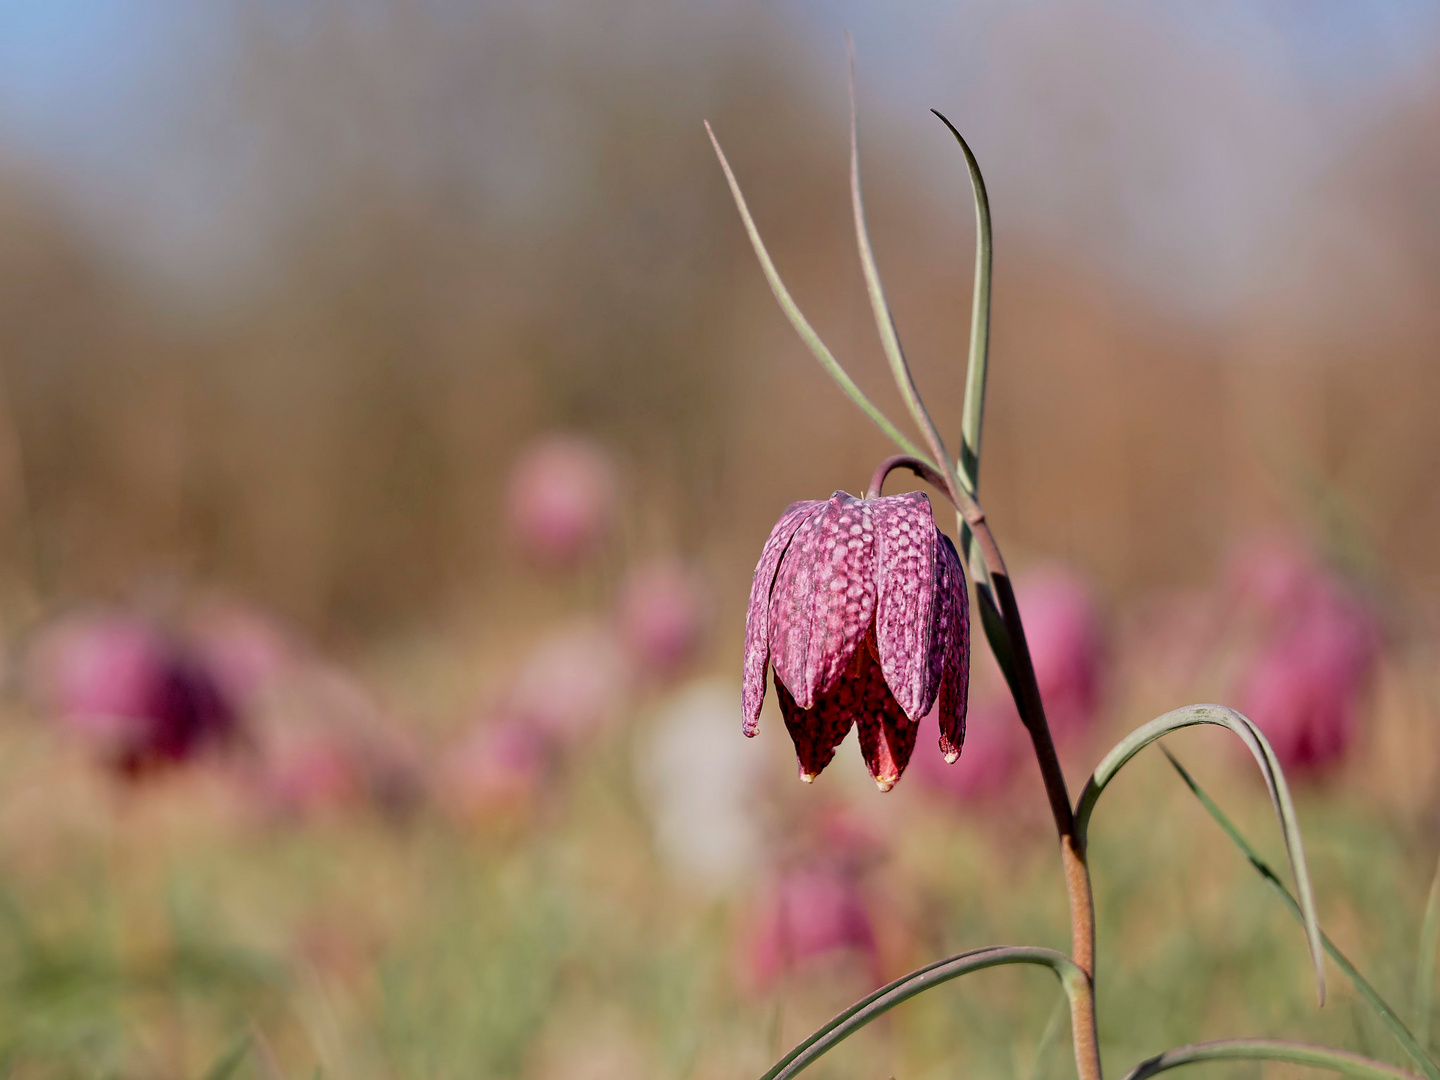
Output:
[870,490,942,722]
[934,533,970,763]
[742,500,824,735]
[767,493,877,711]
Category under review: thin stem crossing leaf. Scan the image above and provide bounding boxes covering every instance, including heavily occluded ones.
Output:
[1163,749,1440,1080]
[1075,704,1325,1004]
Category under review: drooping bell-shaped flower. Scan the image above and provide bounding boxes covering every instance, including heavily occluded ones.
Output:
[743,490,969,791]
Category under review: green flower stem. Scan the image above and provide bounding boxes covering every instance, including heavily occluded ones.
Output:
[1164,749,1440,1080]
[1122,1040,1422,1080]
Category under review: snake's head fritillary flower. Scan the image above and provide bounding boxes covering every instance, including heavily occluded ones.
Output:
[742,489,969,791]
[505,434,618,568]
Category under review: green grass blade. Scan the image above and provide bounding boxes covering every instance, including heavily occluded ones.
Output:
[758,946,1087,1080]
[928,109,991,499]
[1415,854,1440,1052]
[1122,1039,1423,1080]
[844,40,964,498]
[704,120,934,467]
[1074,703,1325,1004]
[1164,750,1440,1080]
[199,1035,251,1080]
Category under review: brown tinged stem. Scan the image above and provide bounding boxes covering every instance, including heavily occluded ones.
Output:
[869,454,1101,1080]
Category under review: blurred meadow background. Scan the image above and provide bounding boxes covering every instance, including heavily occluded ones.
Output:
[1,1,1440,1078]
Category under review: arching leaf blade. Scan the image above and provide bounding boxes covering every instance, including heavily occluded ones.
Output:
[1165,749,1440,1080]
[1122,1039,1423,1080]
[1074,704,1325,1003]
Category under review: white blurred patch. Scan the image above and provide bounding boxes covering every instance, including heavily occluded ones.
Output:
[639,678,762,893]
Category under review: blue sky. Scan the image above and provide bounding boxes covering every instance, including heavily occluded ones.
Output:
[0,1,1436,311]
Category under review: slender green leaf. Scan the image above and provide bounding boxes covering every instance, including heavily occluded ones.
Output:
[1122,1039,1422,1080]
[758,946,1087,1080]
[929,108,992,500]
[1416,853,1440,1052]
[703,121,933,467]
[844,41,965,499]
[200,1035,250,1080]
[1165,750,1440,1080]
[1074,704,1325,1003]
[1025,993,1070,1080]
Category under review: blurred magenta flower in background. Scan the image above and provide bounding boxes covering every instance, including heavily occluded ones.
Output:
[1229,543,1381,775]
[438,716,554,822]
[1015,566,1106,740]
[506,617,631,740]
[186,600,294,712]
[505,434,618,569]
[909,700,1025,803]
[25,610,239,776]
[744,865,879,990]
[616,558,711,680]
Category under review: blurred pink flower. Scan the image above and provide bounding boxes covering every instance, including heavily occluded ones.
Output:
[908,700,1024,802]
[505,434,618,568]
[439,717,553,819]
[1224,535,1320,627]
[746,866,878,989]
[25,611,237,775]
[187,601,294,708]
[264,734,363,816]
[508,619,631,739]
[616,558,710,679]
[1016,567,1106,739]
[1235,580,1380,775]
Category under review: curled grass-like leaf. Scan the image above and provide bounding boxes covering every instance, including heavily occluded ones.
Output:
[1122,1039,1423,1080]
[1165,749,1440,1080]
[1074,704,1325,1004]
[758,946,1088,1080]
[704,121,934,468]
[929,108,992,500]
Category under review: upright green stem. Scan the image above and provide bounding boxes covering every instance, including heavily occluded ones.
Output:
[868,454,1101,1080]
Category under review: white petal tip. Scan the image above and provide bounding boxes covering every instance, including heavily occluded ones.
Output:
[800,772,815,784]
[874,778,895,792]
[943,751,959,764]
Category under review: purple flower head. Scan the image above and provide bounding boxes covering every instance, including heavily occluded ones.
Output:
[743,489,969,791]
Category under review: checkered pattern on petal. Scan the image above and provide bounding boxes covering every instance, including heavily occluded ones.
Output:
[871,490,942,722]
[742,500,823,735]
[934,533,970,763]
[768,492,877,710]
[774,666,859,783]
